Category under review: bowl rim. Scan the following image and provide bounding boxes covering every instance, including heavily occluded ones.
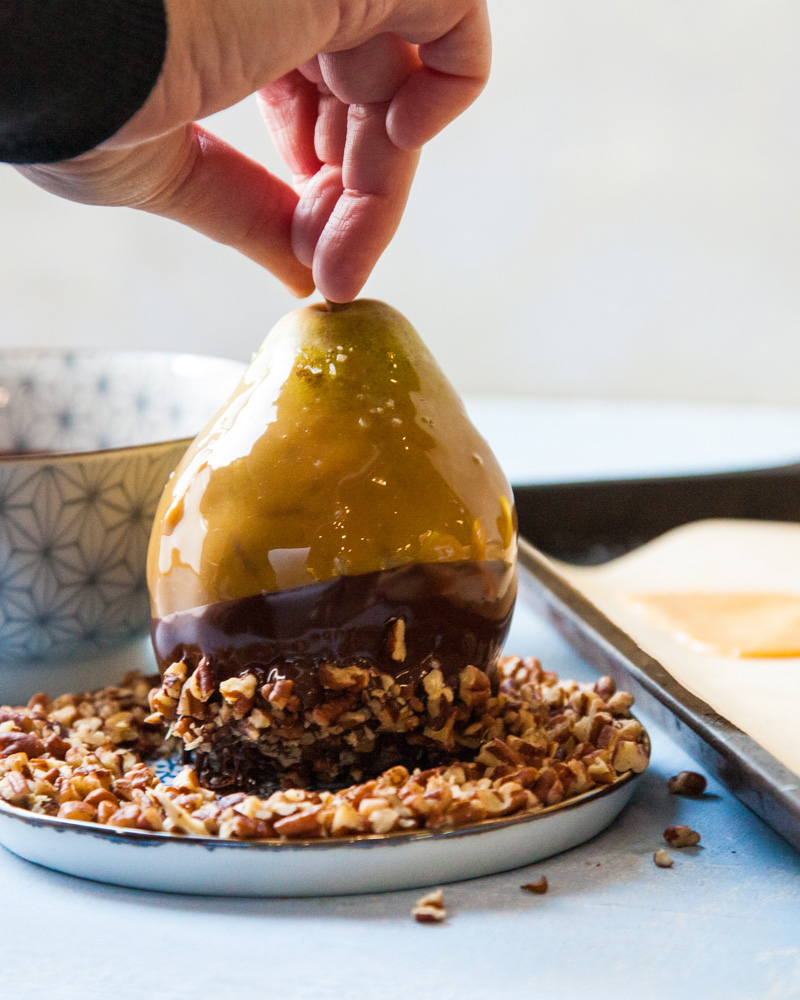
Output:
[0,347,246,463]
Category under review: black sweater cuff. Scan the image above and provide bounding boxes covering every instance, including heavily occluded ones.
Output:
[0,0,168,165]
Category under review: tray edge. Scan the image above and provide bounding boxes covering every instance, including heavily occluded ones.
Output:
[518,537,800,853]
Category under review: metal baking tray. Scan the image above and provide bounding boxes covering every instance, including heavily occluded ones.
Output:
[514,464,800,852]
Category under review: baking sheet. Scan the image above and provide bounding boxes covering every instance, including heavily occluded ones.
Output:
[514,471,800,852]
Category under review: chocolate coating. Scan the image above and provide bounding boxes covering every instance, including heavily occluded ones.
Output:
[153,560,517,697]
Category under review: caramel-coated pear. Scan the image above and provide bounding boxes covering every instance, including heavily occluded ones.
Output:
[148,300,516,618]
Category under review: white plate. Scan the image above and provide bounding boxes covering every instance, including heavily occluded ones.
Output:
[0,771,640,897]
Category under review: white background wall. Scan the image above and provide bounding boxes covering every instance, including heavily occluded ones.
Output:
[1,1,800,403]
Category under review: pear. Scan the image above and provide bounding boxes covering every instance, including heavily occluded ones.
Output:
[146,300,518,789]
[148,299,516,617]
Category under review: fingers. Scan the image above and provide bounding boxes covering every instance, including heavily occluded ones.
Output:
[288,92,347,267]
[136,125,314,296]
[318,33,418,105]
[260,71,347,269]
[257,71,321,185]
[387,3,491,150]
[263,35,424,302]
[295,5,489,298]
[292,165,343,268]
[312,102,420,303]
[315,93,349,166]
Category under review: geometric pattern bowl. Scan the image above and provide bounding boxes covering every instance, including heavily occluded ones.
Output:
[0,350,245,663]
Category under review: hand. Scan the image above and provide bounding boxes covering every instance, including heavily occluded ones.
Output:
[18,0,491,301]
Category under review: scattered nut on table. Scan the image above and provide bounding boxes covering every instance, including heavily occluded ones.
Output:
[413,888,447,923]
[521,877,549,894]
[653,849,674,868]
[668,771,707,797]
[664,825,701,848]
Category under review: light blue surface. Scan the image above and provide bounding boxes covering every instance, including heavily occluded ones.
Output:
[3,398,800,999]
[1,602,799,1000]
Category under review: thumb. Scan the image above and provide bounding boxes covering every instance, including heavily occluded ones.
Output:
[138,125,315,297]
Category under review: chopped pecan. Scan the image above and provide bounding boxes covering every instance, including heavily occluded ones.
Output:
[58,801,97,822]
[273,806,323,838]
[459,665,492,709]
[219,675,257,717]
[607,691,634,715]
[0,656,649,843]
[161,662,188,698]
[0,732,44,759]
[668,771,707,797]
[594,676,616,702]
[412,888,447,923]
[387,618,407,662]
[612,740,649,774]
[663,825,701,848]
[263,678,294,710]
[27,693,52,714]
[521,876,548,894]
[44,734,70,759]
[422,667,453,718]
[0,771,31,805]
[318,664,370,691]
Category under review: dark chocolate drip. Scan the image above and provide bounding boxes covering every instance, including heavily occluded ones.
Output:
[152,560,516,696]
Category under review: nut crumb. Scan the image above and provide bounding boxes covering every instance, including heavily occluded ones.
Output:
[521,876,548,894]
[668,771,707,797]
[413,888,446,923]
[663,824,701,848]
[653,848,674,868]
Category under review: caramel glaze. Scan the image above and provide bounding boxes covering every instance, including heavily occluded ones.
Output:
[152,560,517,702]
[148,300,517,618]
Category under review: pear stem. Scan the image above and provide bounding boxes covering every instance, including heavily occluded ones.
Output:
[324,299,350,313]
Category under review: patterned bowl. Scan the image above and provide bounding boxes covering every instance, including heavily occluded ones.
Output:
[0,350,245,664]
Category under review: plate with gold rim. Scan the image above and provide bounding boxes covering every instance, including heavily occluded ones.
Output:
[0,763,644,897]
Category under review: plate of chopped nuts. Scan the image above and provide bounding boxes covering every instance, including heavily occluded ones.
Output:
[0,657,649,896]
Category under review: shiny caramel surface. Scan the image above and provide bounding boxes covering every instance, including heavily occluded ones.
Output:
[148,301,516,617]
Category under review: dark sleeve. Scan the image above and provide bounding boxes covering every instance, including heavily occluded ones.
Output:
[0,0,168,165]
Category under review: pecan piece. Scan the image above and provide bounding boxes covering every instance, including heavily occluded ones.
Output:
[27,692,52,714]
[318,664,370,691]
[412,888,447,923]
[58,801,97,822]
[0,771,31,805]
[387,618,407,662]
[612,740,649,774]
[459,665,491,709]
[664,825,701,848]
[273,806,323,838]
[594,676,616,702]
[219,675,257,717]
[0,732,44,759]
[668,771,707,797]
[161,661,188,698]
[263,678,294,710]
[44,734,70,759]
[422,667,453,719]
[521,876,548,894]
